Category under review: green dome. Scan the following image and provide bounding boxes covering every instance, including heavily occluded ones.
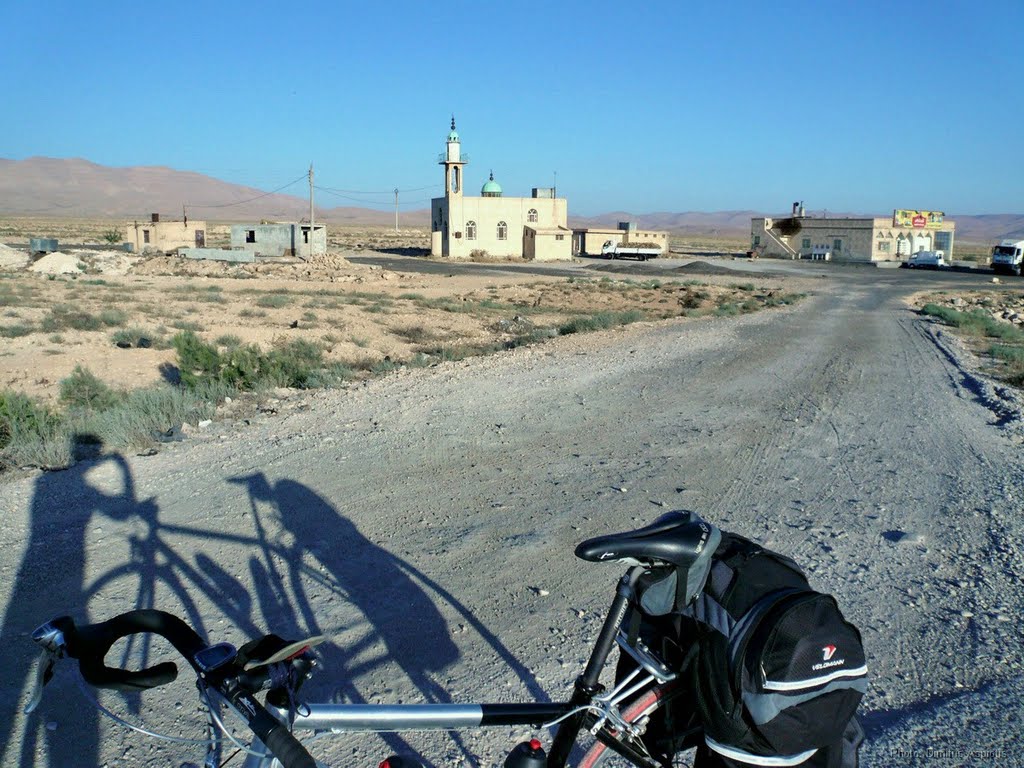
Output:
[481,171,502,196]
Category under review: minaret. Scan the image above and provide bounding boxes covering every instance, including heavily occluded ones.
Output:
[439,116,467,256]
[441,116,466,198]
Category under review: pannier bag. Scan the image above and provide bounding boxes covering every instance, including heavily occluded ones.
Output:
[639,529,868,766]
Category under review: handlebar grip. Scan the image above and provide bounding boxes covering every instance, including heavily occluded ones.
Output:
[227,688,317,768]
[264,726,318,768]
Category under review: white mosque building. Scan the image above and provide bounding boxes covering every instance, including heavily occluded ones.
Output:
[430,119,571,260]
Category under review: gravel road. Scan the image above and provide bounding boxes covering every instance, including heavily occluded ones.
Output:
[0,268,1021,767]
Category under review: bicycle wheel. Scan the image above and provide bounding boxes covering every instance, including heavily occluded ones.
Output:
[577,683,696,768]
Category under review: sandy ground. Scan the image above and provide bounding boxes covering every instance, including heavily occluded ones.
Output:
[0,261,1022,767]
[1,246,795,407]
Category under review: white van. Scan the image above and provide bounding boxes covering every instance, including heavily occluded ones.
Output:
[906,250,947,269]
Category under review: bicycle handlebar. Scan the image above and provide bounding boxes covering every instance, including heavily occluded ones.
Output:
[35,610,317,768]
[43,610,202,691]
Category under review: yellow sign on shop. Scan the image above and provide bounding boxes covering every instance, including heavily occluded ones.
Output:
[894,209,945,228]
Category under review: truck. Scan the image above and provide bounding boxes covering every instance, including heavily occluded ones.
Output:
[601,240,663,261]
[990,239,1024,275]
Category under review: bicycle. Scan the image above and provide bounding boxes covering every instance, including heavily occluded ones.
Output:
[27,513,711,768]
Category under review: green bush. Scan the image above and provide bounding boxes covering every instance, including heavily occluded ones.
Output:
[41,305,103,332]
[0,391,62,450]
[1,380,231,470]
[75,383,223,451]
[0,287,19,307]
[99,308,128,326]
[558,310,645,335]
[714,303,740,317]
[173,331,223,388]
[59,366,121,412]
[764,293,801,307]
[990,344,1024,366]
[173,331,340,390]
[392,324,438,343]
[171,319,204,332]
[101,228,123,245]
[0,323,34,338]
[215,334,243,348]
[921,304,1024,342]
[989,344,1024,385]
[256,294,291,309]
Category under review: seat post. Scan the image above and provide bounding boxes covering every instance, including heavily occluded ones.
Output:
[549,566,644,767]
[579,566,644,690]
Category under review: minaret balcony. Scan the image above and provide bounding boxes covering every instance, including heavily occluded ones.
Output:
[438,153,470,164]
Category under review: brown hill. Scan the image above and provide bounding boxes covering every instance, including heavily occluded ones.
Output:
[0,157,407,225]
[1,157,1020,241]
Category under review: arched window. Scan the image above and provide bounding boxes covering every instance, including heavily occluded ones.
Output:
[527,208,538,223]
[497,221,507,240]
[466,221,477,240]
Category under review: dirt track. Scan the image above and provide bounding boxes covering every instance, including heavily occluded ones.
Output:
[0,267,1022,767]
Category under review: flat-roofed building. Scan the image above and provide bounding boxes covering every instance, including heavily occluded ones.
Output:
[230,222,326,258]
[125,214,207,254]
[751,204,955,263]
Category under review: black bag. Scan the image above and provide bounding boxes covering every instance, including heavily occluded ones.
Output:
[631,532,867,766]
[688,533,867,764]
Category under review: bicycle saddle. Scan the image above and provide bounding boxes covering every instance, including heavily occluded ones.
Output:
[575,512,722,610]
[575,511,718,568]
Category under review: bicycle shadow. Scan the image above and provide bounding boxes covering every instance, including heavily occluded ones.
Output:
[231,473,549,764]
[4,458,548,768]
[0,453,144,768]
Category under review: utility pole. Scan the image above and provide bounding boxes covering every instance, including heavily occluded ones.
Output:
[308,163,314,261]
[394,188,399,232]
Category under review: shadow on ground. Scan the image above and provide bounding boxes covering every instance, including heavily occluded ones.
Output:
[2,458,543,767]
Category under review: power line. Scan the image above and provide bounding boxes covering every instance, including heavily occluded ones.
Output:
[314,183,440,196]
[313,186,435,208]
[185,175,307,209]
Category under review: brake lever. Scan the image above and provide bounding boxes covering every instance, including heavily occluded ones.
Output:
[24,649,60,714]
[25,620,68,714]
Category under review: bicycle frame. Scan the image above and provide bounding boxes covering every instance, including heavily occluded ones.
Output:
[230,567,666,768]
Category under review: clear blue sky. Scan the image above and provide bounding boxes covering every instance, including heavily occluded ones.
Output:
[2,0,1022,216]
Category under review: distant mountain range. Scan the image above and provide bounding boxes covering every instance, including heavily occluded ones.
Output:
[1,157,1021,242]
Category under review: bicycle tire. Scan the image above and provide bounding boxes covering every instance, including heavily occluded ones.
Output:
[577,682,695,768]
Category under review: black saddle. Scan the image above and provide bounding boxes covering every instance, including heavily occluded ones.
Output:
[575,511,717,570]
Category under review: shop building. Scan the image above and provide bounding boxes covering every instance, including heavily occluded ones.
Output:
[751,204,955,263]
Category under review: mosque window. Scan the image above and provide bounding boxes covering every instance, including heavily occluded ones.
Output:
[466,221,477,240]
[528,209,538,223]
[497,221,507,240]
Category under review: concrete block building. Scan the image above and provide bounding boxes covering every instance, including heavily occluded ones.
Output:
[430,119,571,261]
[751,204,955,263]
[229,222,327,258]
[125,214,207,254]
[573,222,670,257]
